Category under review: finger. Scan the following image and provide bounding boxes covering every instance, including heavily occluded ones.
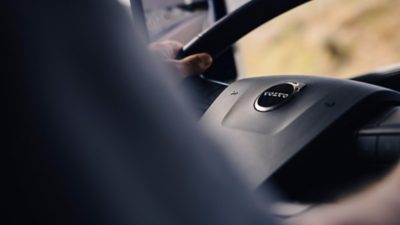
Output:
[170,53,213,76]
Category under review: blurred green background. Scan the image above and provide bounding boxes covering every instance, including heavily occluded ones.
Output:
[234,0,400,78]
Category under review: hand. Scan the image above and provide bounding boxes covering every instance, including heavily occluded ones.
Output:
[149,40,213,78]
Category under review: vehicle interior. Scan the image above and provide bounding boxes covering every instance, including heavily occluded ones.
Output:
[4,0,400,223]
[132,0,400,201]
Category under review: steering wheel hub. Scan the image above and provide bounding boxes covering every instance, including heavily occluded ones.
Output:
[255,82,306,112]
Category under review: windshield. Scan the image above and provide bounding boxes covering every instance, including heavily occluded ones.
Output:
[227,0,400,78]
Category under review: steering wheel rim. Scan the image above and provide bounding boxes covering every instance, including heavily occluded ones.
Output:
[176,0,310,60]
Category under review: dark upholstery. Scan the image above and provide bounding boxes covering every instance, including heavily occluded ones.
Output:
[2,0,275,224]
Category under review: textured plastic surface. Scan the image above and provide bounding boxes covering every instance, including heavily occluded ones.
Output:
[201,76,400,188]
[358,107,400,162]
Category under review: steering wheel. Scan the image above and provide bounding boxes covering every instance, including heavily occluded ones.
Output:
[178,0,400,205]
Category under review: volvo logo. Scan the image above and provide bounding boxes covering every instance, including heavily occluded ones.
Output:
[263,91,290,99]
[255,82,305,112]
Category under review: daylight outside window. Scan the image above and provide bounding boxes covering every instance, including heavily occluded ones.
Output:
[228,0,400,78]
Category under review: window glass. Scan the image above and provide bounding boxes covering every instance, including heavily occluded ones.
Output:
[226,0,400,78]
[140,0,208,42]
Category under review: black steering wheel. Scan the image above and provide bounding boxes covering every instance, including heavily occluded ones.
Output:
[178,0,400,204]
[177,0,310,60]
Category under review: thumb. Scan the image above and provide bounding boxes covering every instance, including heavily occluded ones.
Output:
[170,53,213,76]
